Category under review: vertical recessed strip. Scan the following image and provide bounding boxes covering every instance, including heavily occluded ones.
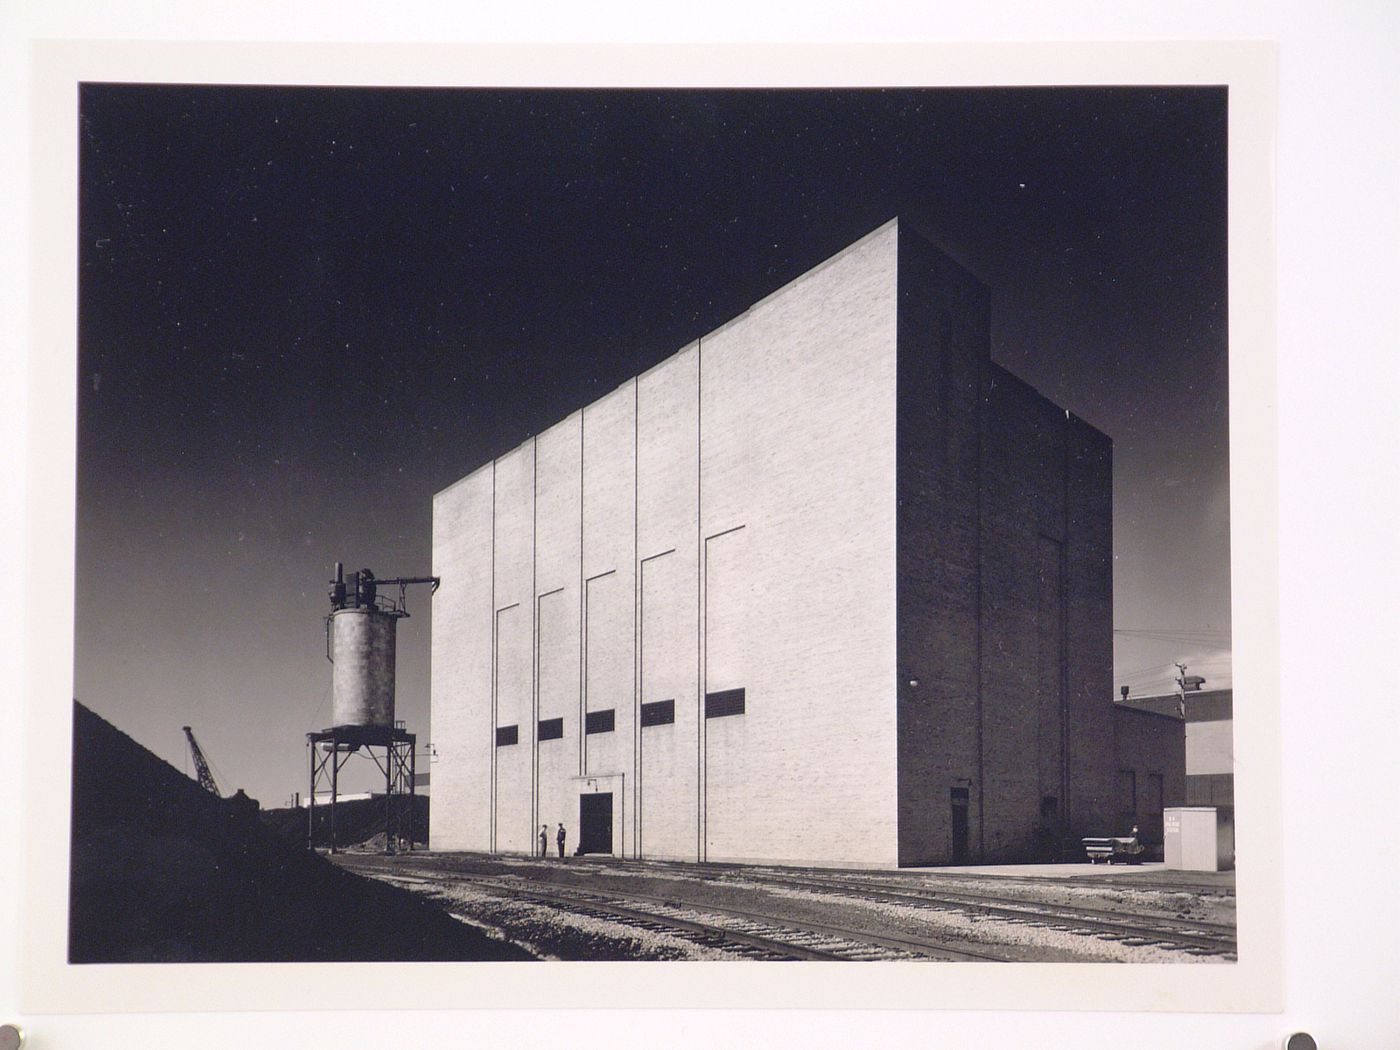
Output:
[633,377,640,858]
[635,548,674,859]
[531,437,539,842]
[975,352,985,863]
[697,338,705,863]
[489,461,497,853]
[1061,415,1072,835]
[534,592,542,833]
[702,537,708,862]
[638,558,645,858]
[579,411,586,780]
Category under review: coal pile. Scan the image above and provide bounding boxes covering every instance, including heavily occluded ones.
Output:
[69,701,530,963]
[261,794,430,850]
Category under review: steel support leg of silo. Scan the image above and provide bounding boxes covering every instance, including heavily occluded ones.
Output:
[306,737,315,850]
[384,743,394,855]
[329,740,339,854]
[409,739,417,851]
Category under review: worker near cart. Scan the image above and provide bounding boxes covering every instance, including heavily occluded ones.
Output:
[556,822,567,859]
[539,824,548,858]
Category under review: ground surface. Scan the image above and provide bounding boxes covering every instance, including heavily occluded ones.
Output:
[69,702,529,962]
[261,795,429,850]
[332,850,1237,963]
[68,702,1233,965]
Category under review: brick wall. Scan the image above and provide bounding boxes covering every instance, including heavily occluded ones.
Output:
[491,444,535,854]
[534,412,583,852]
[1111,705,1187,845]
[971,368,1114,860]
[432,221,900,865]
[432,218,1115,868]
[696,223,899,865]
[1119,691,1230,809]
[895,229,991,865]
[977,367,1066,860]
[895,226,1114,864]
[1063,413,1117,839]
[428,469,493,851]
[635,346,700,860]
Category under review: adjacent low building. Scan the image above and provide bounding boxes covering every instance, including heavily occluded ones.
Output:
[1110,703,1187,848]
[1119,688,1233,808]
[430,218,1135,867]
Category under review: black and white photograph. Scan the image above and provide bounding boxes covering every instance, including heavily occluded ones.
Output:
[11,3,1400,1044]
[68,80,1240,968]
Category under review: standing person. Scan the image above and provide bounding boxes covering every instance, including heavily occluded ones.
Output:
[556,822,567,859]
[539,824,548,858]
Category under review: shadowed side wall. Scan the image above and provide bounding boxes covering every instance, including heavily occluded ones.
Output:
[1064,413,1116,837]
[894,228,992,865]
[977,366,1114,860]
[977,367,1068,861]
[895,226,1114,865]
[1112,706,1186,846]
[1121,690,1231,807]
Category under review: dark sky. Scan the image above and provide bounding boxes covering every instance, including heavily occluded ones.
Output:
[75,85,1229,804]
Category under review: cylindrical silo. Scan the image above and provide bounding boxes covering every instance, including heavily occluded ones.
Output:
[330,606,397,729]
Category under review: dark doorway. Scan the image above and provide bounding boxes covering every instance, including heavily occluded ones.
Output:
[950,787,970,863]
[579,792,613,855]
[1039,794,1061,860]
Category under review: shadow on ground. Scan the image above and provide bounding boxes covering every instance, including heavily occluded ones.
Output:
[69,701,531,963]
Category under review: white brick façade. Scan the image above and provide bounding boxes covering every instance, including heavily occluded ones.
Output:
[430,218,1117,867]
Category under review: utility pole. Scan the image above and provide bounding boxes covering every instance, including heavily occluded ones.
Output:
[1174,662,1206,719]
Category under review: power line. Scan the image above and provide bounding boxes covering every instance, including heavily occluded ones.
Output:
[1114,630,1226,638]
[1115,633,1231,638]
[1114,658,1228,679]
[307,677,331,733]
[1114,634,1232,646]
[1116,665,1179,680]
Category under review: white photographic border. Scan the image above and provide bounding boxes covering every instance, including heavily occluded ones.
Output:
[18,38,1280,1019]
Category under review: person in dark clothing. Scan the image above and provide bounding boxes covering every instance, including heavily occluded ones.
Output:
[539,824,548,858]
[556,823,567,859]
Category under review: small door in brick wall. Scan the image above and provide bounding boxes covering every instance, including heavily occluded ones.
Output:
[950,787,970,863]
[579,792,613,855]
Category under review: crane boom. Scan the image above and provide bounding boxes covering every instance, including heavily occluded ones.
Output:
[181,725,221,796]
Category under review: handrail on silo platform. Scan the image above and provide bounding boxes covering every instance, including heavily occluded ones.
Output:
[327,563,439,617]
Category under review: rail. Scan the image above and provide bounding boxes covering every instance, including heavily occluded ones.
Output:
[336,857,1004,962]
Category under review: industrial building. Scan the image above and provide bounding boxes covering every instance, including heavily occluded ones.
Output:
[430,218,1143,867]
[1120,688,1233,808]
[1110,702,1186,848]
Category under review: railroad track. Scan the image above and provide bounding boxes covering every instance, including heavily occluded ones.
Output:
[337,858,1005,962]
[664,858,1236,898]
[348,849,1233,896]
[702,868,1237,957]
[468,856,1236,957]
[896,869,1234,896]
[336,852,1234,959]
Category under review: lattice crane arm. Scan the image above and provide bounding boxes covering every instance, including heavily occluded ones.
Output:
[181,725,222,797]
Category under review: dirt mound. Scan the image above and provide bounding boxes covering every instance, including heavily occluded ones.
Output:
[69,701,530,963]
[261,794,429,850]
